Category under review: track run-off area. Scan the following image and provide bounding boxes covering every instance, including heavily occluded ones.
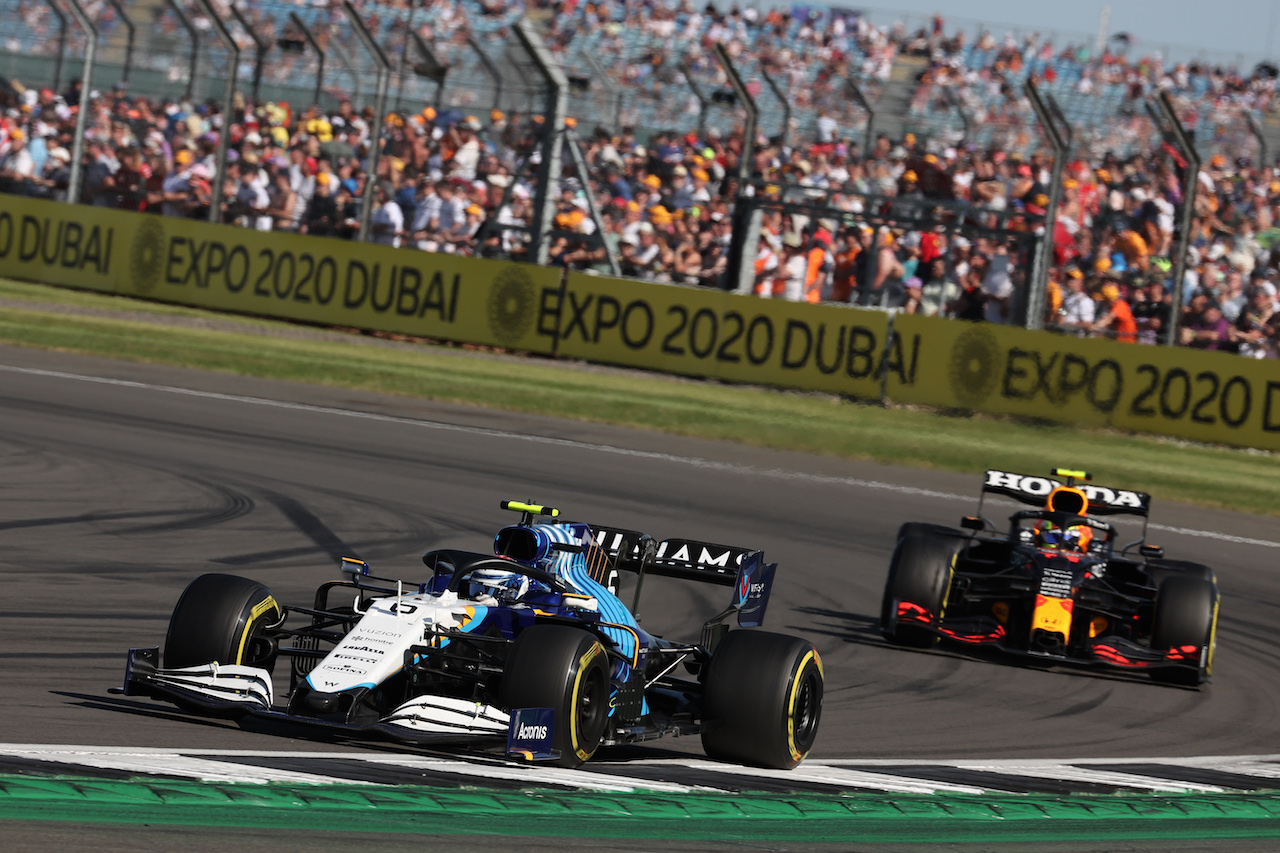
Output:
[2,346,1280,847]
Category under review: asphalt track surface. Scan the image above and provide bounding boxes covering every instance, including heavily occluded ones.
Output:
[2,343,1279,850]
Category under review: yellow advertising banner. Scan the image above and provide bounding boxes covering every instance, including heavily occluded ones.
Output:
[888,313,1280,451]
[6,196,1279,451]
[0,196,561,354]
[557,272,891,397]
[0,195,125,294]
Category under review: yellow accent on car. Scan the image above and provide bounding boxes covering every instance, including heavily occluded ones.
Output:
[571,642,605,762]
[1031,594,1073,639]
[1052,468,1091,481]
[786,649,820,764]
[235,596,280,664]
[500,501,560,517]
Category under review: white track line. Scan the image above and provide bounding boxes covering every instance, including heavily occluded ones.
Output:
[3,364,1277,551]
[0,745,701,793]
[5,745,1280,795]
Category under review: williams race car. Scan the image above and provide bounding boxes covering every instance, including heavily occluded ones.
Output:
[118,501,824,768]
[880,469,1219,686]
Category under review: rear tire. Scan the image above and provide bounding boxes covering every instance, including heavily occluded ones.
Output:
[164,573,281,670]
[1150,576,1218,686]
[503,625,612,768]
[701,630,824,769]
[881,523,959,647]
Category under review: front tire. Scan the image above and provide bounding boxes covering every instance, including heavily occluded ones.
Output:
[701,630,824,769]
[1150,575,1218,686]
[881,523,959,647]
[164,573,281,670]
[503,625,612,768]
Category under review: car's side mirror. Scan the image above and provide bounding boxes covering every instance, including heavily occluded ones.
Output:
[1139,544,1164,559]
[960,516,984,531]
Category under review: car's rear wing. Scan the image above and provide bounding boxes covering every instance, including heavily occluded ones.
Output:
[590,526,749,585]
[589,525,774,629]
[979,469,1152,518]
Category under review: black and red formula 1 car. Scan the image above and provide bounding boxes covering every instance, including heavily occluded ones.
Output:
[880,468,1219,686]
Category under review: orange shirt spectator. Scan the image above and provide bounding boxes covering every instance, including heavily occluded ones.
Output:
[1095,284,1138,343]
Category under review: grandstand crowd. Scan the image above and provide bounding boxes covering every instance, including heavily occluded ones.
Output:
[0,1,1278,357]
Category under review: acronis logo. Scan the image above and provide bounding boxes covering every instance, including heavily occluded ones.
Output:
[507,707,556,758]
[517,722,549,740]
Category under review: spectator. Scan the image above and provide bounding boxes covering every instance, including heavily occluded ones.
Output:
[0,129,37,194]
[1182,302,1233,351]
[981,242,1015,322]
[1231,284,1278,358]
[1058,268,1096,332]
[370,182,404,247]
[1132,280,1172,344]
[776,232,808,301]
[301,172,338,237]
[1092,282,1138,343]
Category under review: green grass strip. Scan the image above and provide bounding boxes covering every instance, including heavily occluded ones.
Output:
[1,776,1279,842]
[2,279,1278,516]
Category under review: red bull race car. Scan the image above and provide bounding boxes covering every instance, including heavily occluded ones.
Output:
[117,500,824,768]
[880,469,1219,686]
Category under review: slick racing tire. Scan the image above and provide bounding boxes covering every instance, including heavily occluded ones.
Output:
[1147,559,1216,590]
[164,573,282,670]
[881,523,959,648]
[1150,575,1219,687]
[700,630,824,770]
[503,625,611,768]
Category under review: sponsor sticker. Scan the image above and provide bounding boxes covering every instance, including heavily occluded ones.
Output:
[506,707,557,760]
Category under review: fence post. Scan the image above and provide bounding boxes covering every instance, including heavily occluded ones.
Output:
[467,35,504,112]
[1023,79,1070,330]
[409,32,448,110]
[713,42,759,294]
[104,0,134,86]
[190,0,238,225]
[42,0,67,92]
[1148,90,1201,346]
[340,0,391,244]
[678,61,709,138]
[289,13,326,108]
[165,0,199,103]
[513,17,567,267]
[759,66,790,147]
[60,0,98,207]
[844,77,875,155]
[229,4,269,107]
[1245,109,1268,169]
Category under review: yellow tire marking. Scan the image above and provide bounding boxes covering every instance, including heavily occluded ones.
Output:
[571,642,605,762]
[786,649,821,764]
[1206,596,1220,676]
[234,596,280,664]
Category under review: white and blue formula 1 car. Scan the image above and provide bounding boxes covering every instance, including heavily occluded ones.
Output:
[117,501,824,768]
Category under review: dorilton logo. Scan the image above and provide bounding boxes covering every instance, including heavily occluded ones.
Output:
[486,265,536,346]
[948,326,1000,408]
[130,217,166,294]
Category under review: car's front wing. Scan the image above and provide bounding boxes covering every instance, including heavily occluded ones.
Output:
[115,647,511,745]
[894,607,1207,678]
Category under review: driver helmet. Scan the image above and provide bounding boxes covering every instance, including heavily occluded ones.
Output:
[465,567,530,604]
[1036,520,1094,552]
[1036,485,1093,552]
